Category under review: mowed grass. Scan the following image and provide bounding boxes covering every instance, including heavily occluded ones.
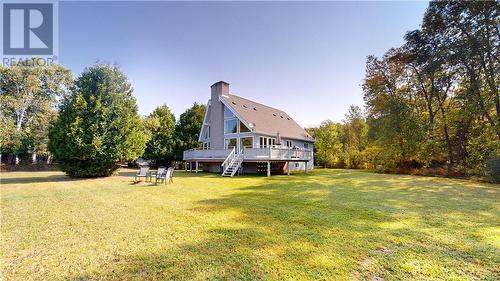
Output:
[1,169,499,280]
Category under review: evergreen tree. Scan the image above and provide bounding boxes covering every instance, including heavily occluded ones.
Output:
[48,64,147,177]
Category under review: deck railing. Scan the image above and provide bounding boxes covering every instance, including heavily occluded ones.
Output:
[243,148,312,160]
[183,149,232,160]
[183,147,312,161]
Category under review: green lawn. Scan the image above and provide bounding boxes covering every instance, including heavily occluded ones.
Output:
[1,169,499,280]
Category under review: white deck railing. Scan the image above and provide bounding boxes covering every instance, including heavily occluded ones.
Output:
[244,148,312,161]
[183,147,312,161]
[183,149,232,160]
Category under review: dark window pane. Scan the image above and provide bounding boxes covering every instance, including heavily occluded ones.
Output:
[240,137,253,148]
[225,138,237,149]
[240,121,250,133]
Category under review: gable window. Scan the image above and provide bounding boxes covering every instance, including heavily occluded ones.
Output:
[224,106,235,118]
[224,119,238,134]
[239,121,250,133]
[225,138,237,150]
[203,125,210,139]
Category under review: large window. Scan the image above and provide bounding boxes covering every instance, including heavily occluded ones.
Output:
[304,143,309,150]
[239,121,250,133]
[224,106,235,118]
[225,138,237,149]
[240,137,253,149]
[285,140,293,148]
[224,119,238,134]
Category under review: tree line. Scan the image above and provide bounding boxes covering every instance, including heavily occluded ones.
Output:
[1,1,497,181]
[308,1,499,182]
[1,62,205,176]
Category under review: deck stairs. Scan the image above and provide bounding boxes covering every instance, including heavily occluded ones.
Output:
[221,149,244,177]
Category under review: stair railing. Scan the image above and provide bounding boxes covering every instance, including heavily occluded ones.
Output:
[230,152,244,177]
[221,147,236,173]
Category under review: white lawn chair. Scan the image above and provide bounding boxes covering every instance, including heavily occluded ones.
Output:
[154,167,168,184]
[135,166,150,182]
[162,167,173,184]
[168,167,174,184]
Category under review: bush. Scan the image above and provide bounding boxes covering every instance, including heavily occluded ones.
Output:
[48,64,147,177]
[374,165,385,173]
[485,157,500,183]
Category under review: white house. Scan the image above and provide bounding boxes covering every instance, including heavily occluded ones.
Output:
[183,81,315,176]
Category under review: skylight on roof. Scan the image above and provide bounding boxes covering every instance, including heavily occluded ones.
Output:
[243,105,247,108]
[272,113,276,116]
[253,107,257,111]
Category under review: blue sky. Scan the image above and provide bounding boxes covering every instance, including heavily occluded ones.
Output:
[59,1,428,127]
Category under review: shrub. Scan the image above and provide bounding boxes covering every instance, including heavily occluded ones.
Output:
[48,64,147,177]
[374,165,385,173]
[485,156,500,183]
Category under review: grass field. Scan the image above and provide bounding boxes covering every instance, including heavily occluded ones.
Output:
[1,169,499,280]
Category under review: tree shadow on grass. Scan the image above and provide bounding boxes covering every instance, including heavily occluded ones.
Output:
[0,174,79,185]
[82,170,499,279]
[79,227,273,280]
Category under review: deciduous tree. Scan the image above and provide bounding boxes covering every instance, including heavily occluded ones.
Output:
[314,120,343,168]
[173,103,206,160]
[143,105,176,164]
[0,61,72,164]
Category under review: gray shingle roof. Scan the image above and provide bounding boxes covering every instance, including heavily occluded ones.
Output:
[221,94,314,142]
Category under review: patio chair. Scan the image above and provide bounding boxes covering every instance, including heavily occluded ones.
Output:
[135,166,150,182]
[154,167,168,184]
[168,167,174,183]
[161,167,173,184]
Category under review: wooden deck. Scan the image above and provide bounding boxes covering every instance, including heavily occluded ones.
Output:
[183,148,313,162]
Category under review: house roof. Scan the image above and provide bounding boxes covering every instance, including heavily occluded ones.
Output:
[221,94,314,142]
